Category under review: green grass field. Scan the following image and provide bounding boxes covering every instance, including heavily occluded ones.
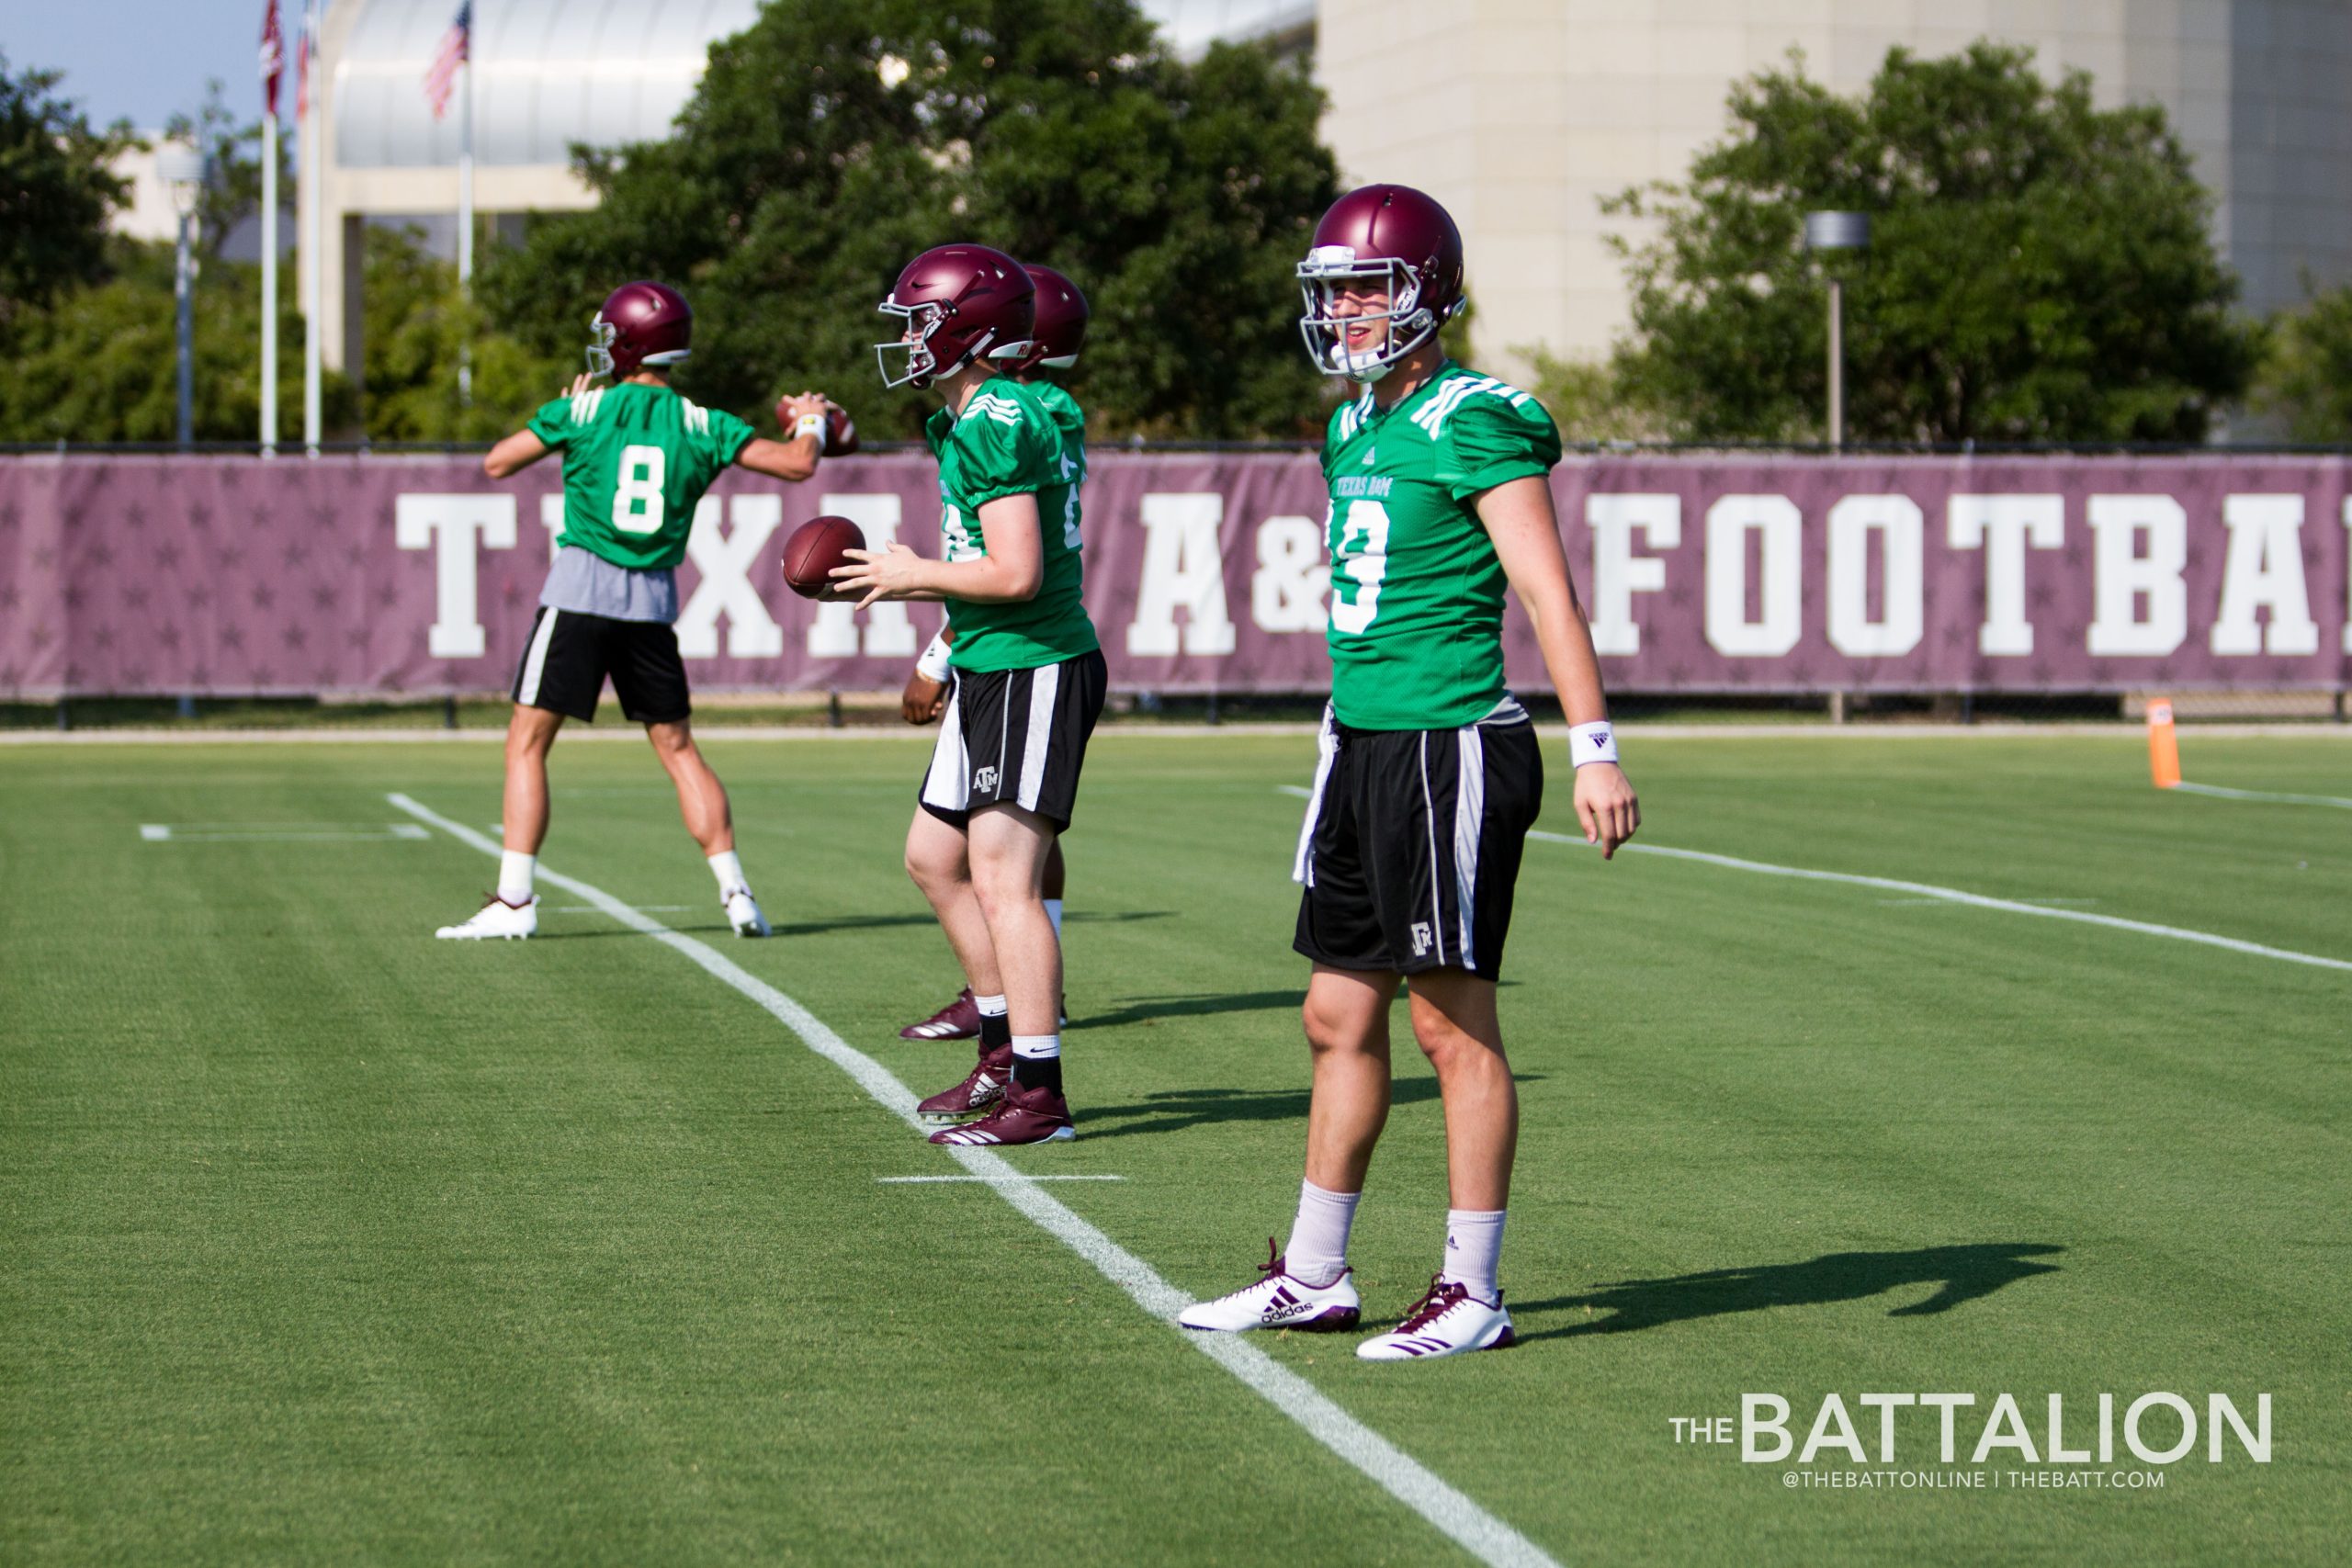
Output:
[3,729,2346,1565]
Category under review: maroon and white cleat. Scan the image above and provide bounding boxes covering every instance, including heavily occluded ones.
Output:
[1353,1276,1514,1360]
[1178,1239,1363,1332]
[916,1044,1012,1125]
[927,1078,1076,1145]
[901,987,981,1041]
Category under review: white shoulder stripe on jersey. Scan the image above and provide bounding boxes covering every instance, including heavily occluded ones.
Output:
[571,387,605,425]
[683,399,710,436]
[1411,375,1534,439]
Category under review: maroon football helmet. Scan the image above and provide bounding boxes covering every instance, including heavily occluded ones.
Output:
[587,281,692,378]
[875,243,1035,389]
[1006,263,1089,375]
[1296,184,1465,381]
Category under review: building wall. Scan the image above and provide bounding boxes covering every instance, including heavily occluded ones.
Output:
[1316,1,2351,382]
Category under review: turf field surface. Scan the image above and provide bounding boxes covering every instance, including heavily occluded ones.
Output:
[3,730,2346,1565]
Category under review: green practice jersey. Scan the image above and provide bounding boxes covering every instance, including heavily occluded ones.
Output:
[923,377,1099,672]
[1025,379,1089,485]
[526,382,755,571]
[1321,361,1564,730]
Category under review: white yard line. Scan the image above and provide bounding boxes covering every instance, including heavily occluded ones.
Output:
[1274,785,2352,975]
[140,822,430,842]
[2172,781,2352,810]
[876,1174,1128,1184]
[389,791,1561,1568]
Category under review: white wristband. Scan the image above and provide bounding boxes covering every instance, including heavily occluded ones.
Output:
[1568,721,1619,768]
[914,632,953,682]
[793,412,826,442]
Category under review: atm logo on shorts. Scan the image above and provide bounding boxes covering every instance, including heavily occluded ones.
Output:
[973,766,1000,794]
[1410,921,1433,956]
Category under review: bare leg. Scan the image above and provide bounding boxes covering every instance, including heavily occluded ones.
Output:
[1302,964,1400,1194]
[645,718,732,855]
[1406,971,1517,1212]
[1043,839,1066,901]
[905,807,1003,998]
[503,705,564,854]
[965,804,1059,1038]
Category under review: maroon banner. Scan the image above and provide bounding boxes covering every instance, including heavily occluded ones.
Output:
[2,453,2348,697]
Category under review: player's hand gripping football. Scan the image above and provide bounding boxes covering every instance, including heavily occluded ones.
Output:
[775,390,825,431]
[1575,761,1640,860]
[830,543,929,608]
[901,670,947,725]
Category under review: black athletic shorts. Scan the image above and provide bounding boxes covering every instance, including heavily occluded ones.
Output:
[917,649,1108,832]
[1292,707,1544,982]
[511,605,691,725]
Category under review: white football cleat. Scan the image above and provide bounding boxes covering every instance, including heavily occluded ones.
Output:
[724,887,770,938]
[435,894,538,941]
[1178,1240,1362,1333]
[1354,1277,1515,1361]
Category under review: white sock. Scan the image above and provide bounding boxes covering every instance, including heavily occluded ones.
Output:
[1284,1180,1360,1289]
[498,851,536,904]
[707,849,747,897]
[1441,1209,1506,1302]
[1011,1032,1059,1059]
[1044,897,1064,942]
[975,993,1009,1019]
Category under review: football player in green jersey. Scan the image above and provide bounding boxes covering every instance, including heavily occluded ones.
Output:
[896,262,1087,1043]
[834,244,1106,1146]
[1181,186,1641,1359]
[434,281,834,942]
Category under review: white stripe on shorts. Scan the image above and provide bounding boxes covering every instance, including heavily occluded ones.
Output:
[1453,727,1486,970]
[1015,661,1061,813]
[921,679,969,813]
[516,607,560,706]
[1292,704,1340,886]
[1418,732,1446,966]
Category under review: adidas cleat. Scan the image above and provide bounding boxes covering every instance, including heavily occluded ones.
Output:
[435,893,538,940]
[724,887,770,938]
[1178,1240,1362,1333]
[1354,1277,1514,1361]
[917,1044,1012,1125]
[927,1078,1075,1145]
[901,987,981,1041]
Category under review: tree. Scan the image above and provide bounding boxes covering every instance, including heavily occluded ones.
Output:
[0,54,130,333]
[479,0,1340,441]
[0,243,355,443]
[0,73,342,445]
[2253,282,2352,443]
[1604,42,2262,445]
[361,226,569,442]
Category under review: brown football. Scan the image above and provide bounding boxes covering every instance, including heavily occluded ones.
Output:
[823,404,860,457]
[782,515,866,600]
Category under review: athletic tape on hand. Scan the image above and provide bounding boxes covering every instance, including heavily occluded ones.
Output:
[914,632,953,682]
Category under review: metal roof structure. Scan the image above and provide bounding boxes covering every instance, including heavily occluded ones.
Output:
[333,0,761,169]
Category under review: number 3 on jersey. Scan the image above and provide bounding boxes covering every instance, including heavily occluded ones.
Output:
[613,444,666,536]
[1329,498,1389,635]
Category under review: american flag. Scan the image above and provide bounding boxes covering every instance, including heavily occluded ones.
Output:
[424,2,471,120]
[259,1,283,117]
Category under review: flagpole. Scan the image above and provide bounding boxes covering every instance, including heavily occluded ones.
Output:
[457,8,474,408]
[261,104,278,455]
[301,0,322,453]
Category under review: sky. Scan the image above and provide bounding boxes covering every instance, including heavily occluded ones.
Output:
[6,1,308,133]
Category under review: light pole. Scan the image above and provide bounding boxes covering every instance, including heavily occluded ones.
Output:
[157,143,209,449]
[1804,210,1870,450]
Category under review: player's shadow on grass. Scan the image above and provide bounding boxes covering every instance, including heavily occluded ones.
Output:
[1510,1244,2064,1341]
[1072,988,1306,1031]
[1077,1073,1544,1140]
